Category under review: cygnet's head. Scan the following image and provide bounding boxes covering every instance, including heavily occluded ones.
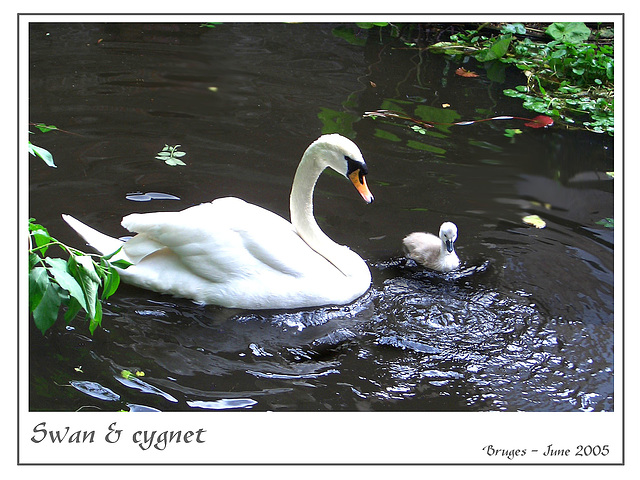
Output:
[439,222,458,253]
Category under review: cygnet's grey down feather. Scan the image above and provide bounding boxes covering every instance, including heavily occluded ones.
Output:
[403,222,460,272]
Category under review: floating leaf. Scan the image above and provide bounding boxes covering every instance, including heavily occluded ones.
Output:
[455,67,479,78]
[164,157,187,166]
[70,380,120,401]
[524,115,554,128]
[596,217,614,228]
[155,144,187,166]
[504,128,523,138]
[126,191,181,202]
[523,214,546,229]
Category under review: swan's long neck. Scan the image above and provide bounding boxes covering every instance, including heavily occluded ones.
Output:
[289,145,360,277]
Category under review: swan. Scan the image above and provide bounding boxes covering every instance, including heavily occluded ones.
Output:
[63,134,374,310]
[402,222,460,272]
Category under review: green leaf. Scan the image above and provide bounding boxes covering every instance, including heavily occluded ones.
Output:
[476,34,512,62]
[165,158,187,166]
[29,267,50,312]
[64,297,83,324]
[28,218,48,233]
[89,300,103,335]
[44,257,88,311]
[101,266,120,300]
[32,282,63,334]
[29,252,41,270]
[28,142,56,168]
[111,259,133,269]
[30,224,53,256]
[156,145,187,166]
[356,22,389,29]
[68,255,100,320]
[546,22,591,43]
[596,217,614,228]
[33,123,59,133]
[75,255,102,284]
[501,23,526,35]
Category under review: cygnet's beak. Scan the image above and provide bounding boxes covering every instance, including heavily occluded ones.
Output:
[349,169,374,204]
[445,239,455,253]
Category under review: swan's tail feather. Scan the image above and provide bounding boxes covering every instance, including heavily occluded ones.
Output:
[62,214,124,258]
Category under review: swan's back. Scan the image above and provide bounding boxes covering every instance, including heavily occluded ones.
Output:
[117,197,368,308]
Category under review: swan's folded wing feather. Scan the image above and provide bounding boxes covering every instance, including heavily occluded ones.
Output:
[121,198,334,283]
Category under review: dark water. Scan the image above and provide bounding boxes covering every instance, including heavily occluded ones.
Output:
[28,23,615,412]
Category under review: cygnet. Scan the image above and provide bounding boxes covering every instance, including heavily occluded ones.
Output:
[403,222,460,272]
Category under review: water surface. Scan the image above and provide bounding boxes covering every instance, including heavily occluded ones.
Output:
[28,22,614,412]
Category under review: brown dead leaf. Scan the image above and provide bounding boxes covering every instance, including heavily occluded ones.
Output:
[455,67,479,78]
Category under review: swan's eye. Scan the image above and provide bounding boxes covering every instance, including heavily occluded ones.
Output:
[345,155,368,179]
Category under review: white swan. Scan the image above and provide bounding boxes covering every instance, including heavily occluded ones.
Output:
[63,134,374,309]
[402,222,460,272]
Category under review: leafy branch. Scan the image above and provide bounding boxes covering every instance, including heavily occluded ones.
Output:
[29,218,130,335]
[427,22,614,135]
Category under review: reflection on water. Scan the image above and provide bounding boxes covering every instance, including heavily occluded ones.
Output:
[28,22,614,412]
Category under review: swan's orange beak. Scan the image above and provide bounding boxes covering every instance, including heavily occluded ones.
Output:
[349,170,374,204]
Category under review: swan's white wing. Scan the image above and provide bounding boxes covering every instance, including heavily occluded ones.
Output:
[121,197,336,284]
